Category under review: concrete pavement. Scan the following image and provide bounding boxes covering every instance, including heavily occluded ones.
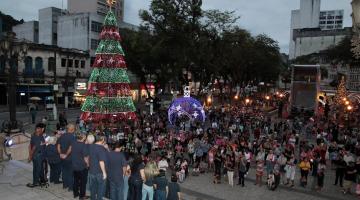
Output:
[0,159,357,200]
[0,160,198,200]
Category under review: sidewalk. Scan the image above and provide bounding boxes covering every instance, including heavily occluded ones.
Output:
[0,160,198,200]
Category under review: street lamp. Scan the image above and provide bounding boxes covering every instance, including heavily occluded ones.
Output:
[245,98,250,104]
[265,95,270,100]
[0,32,28,133]
[347,105,353,111]
[207,96,212,104]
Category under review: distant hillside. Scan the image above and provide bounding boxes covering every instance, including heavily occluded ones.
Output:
[0,11,23,32]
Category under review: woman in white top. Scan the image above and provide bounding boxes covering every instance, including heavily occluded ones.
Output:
[158,156,169,172]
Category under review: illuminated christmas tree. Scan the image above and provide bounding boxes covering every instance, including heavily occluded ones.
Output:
[80,6,136,122]
[334,76,348,106]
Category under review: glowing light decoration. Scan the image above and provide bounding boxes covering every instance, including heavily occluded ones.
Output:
[168,86,205,125]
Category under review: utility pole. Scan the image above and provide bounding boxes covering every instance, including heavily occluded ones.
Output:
[64,54,70,109]
[52,50,58,120]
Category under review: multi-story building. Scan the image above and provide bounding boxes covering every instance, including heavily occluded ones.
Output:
[57,12,103,58]
[57,12,138,58]
[319,10,344,30]
[38,7,67,45]
[289,0,347,59]
[0,42,91,105]
[290,0,321,59]
[12,21,39,43]
[68,0,124,22]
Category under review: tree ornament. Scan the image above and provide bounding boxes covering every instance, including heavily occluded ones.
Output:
[168,86,205,125]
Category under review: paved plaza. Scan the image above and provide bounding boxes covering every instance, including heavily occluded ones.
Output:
[0,159,357,200]
[0,108,358,200]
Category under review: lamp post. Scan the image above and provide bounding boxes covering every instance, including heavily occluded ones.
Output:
[345,105,353,130]
[265,95,270,108]
[0,32,28,133]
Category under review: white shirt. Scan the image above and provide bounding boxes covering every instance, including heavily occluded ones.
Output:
[158,159,169,171]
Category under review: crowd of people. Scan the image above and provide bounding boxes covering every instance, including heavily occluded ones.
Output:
[26,98,360,200]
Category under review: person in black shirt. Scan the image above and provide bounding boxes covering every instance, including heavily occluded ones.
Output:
[57,124,76,190]
[88,135,108,200]
[128,155,145,200]
[343,162,357,194]
[108,142,127,200]
[167,174,181,200]
[334,155,347,187]
[214,150,222,184]
[27,123,46,188]
[154,170,168,200]
[44,136,61,184]
[72,134,89,199]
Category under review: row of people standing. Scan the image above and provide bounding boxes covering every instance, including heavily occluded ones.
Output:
[28,123,181,200]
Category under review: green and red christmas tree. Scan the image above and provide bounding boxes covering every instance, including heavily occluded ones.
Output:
[80,10,136,122]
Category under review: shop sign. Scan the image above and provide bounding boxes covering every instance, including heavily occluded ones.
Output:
[76,82,87,90]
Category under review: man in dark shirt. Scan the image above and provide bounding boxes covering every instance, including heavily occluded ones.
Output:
[27,123,45,188]
[108,142,127,200]
[154,170,168,200]
[72,134,89,199]
[44,136,61,184]
[334,155,347,187]
[88,135,108,200]
[343,162,357,194]
[167,174,181,200]
[57,124,76,190]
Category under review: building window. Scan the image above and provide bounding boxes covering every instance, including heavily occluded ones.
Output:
[61,58,66,67]
[53,33,57,44]
[68,59,73,68]
[335,20,342,24]
[0,55,5,73]
[320,21,326,24]
[48,57,56,71]
[91,39,99,50]
[91,21,102,33]
[24,56,33,75]
[336,16,343,19]
[327,21,334,24]
[327,16,334,19]
[81,60,85,68]
[90,57,96,66]
[75,60,79,68]
[35,57,43,75]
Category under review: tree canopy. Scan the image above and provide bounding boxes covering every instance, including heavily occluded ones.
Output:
[122,0,284,94]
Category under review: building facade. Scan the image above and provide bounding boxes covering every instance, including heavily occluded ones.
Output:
[57,12,103,57]
[0,42,91,105]
[299,0,321,28]
[292,27,352,59]
[12,21,39,43]
[319,10,344,30]
[57,12,138,58]
[68,0,124,22]
[38,7,67,45]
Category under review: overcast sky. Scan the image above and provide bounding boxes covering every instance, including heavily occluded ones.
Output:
[0,0,353,54]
